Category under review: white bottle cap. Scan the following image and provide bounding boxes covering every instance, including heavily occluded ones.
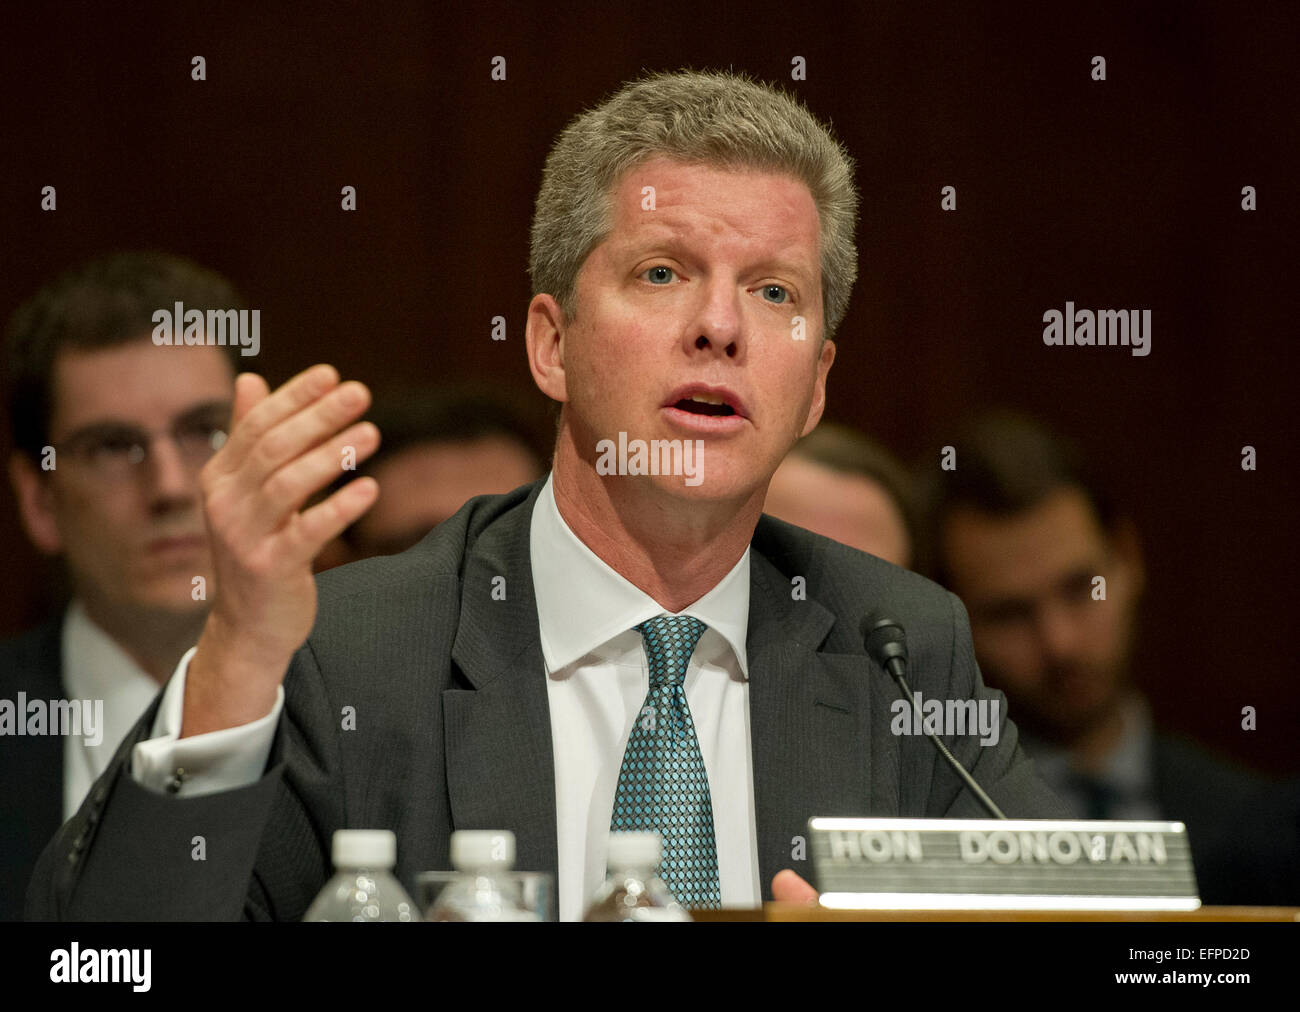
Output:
[450,830,515,870]
[332,829,397,869]
[607,831,661,870]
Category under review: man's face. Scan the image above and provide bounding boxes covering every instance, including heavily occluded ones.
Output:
[764,455,911,567]
[547,156,834,503]
[349,437,541,557]
[939,488,1143,742]
[11,340,234,622]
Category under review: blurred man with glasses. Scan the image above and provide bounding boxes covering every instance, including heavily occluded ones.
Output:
[0,251,242,918]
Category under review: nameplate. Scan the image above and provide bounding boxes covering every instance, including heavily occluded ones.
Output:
[808,818,1200,911]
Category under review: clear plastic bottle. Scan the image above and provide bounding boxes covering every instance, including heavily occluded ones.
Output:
[584,832,694,922]
[303,829,421,922]
[427,830,538,922]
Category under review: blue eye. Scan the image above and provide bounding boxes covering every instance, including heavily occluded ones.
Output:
[757,284,789,304]
[643,266,676,284]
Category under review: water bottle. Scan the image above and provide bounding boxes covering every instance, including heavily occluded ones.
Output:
[584,832,693,921]
[303,829,421,922]
[427,830,537,921]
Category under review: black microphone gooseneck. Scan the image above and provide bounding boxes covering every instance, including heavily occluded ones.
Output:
[861,611,1007,820]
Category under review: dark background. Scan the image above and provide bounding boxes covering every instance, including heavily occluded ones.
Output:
[1,2,1295,773]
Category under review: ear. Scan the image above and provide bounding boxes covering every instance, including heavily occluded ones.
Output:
[798,338,836,438]
[9,451,62,555]
[525,293,569,405]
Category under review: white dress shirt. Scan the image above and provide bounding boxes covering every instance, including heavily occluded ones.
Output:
[61,601,165,821]
[531,474,760,920]
[133,474,761,919]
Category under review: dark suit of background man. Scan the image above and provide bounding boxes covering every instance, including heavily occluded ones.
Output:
[918,410,1300,905]
[0,252,242,919]
[29,70,1066,922]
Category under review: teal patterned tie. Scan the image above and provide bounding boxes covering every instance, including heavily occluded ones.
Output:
[610,615,721,908]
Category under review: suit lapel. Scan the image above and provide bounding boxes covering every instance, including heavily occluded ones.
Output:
[746,545,876,899]
[443,482,559,881]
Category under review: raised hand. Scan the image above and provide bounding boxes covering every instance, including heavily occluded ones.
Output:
[182,365,380,737]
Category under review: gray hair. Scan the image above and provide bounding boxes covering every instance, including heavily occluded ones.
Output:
[529,69,859,339]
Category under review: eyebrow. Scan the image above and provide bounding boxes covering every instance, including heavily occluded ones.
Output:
[57,399,233,444]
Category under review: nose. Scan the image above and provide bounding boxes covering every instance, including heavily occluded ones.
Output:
[144,434,198,512]
[1033,598,1083,666]
[684,274,745,360]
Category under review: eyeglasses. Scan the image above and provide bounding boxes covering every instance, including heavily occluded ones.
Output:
[52,406,231,482]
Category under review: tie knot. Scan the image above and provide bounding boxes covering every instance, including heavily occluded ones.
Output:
[636,615,708,689]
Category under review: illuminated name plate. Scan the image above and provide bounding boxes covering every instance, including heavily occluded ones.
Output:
[808,818,1200,911]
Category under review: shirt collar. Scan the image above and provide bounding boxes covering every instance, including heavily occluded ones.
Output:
[61,599,161,727]
[530,473,750,676]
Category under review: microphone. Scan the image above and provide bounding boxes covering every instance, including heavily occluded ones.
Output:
[861,611,1007,820]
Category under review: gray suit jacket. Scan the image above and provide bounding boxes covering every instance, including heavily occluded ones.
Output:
[26,478,1066,920]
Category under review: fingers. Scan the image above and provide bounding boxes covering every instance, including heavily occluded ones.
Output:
[230,372,271,430]
[771,869,819,903]
[217,364,341,472]
[254,421,381,530]
[200,364,380,563]
[292,476,380,551]
[242,380,371,490]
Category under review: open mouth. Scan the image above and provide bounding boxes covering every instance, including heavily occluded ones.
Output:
[673,396,736,417]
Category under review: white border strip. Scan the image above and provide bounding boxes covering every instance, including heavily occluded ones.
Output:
[818,892,1202,911]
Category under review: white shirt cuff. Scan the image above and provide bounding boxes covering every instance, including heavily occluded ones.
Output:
[131,646,284,797]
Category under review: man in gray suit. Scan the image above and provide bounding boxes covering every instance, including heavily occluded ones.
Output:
[28,70,1065,921]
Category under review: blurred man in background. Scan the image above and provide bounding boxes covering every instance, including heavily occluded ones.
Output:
[919,410,1300,904]
[0,251,242,918]
[314,387,547,568]
[763,421,914,567]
